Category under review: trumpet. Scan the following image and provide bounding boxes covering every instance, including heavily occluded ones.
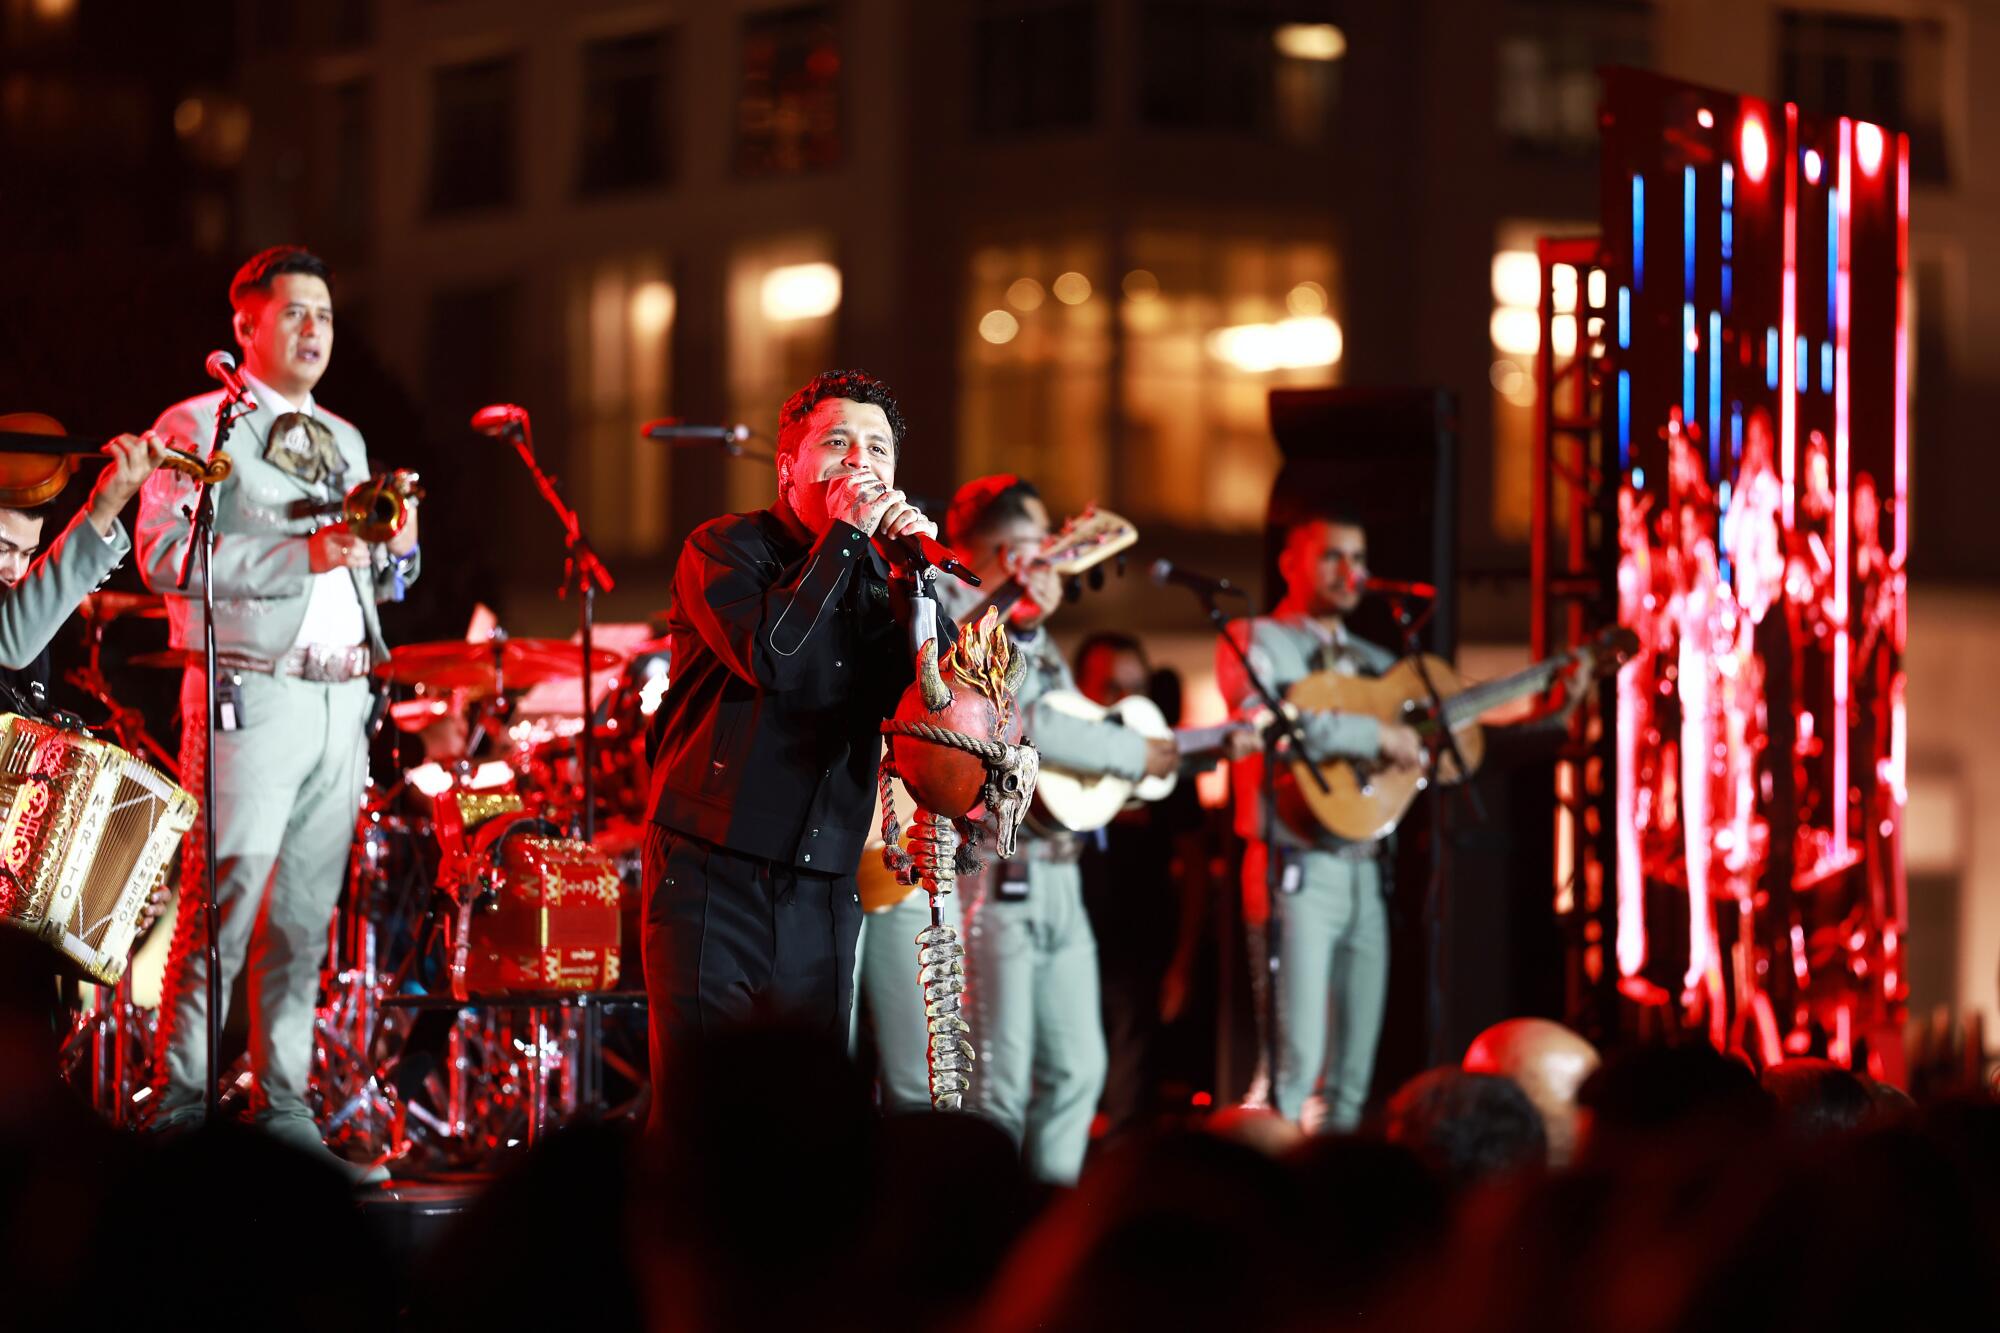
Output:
[299,470,424,542]
[345,470,423,542]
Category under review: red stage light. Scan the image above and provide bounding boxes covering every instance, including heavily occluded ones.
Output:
[1740,112,1770,184]
[1857,121,1885,176]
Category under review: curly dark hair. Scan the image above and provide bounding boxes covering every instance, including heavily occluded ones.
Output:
[229,245,333,311]
[777,369,907,460]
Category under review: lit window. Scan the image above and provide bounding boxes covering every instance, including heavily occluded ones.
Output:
[565,260,675,555]
[960,234,1338,533]
[959,238,1113,520]
[1489,230,1592,542]
[1120,231,1339,529]
[760,262,842,322]
[729,240,839,512]
[736,6,841,176]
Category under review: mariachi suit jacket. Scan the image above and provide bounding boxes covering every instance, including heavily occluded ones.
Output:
[134,388,414,663]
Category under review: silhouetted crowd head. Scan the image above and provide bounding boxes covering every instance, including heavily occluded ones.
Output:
[3,1018,1995,1332]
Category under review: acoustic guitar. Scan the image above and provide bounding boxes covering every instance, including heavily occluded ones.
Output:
[1276,625,1637,843]
[1029,690,1248,834]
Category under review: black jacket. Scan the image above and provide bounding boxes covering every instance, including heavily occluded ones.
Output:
[646,509,947,874]
[0,647,50,716]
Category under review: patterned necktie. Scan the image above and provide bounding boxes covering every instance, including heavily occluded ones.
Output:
[265,412,343,487]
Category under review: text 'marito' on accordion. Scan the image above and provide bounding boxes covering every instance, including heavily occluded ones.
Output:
[0,713,197,984]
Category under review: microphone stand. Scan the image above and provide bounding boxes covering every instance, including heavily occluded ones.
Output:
[178,389,250,1121]
[1189,588,1329,1107]
[1376,590,1481,1065]
[500,411,615,843]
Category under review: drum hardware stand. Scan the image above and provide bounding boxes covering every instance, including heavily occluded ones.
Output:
[65,616,178,773]
[59,976,157,1126]
[314,852,410,1162]
[486,407,616,843]
[58,604,178,1117]
[178,380,250,1121]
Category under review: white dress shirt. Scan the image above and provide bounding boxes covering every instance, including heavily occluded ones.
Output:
[246,371,366,650]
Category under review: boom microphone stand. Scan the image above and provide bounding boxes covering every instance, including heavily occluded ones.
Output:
[179,385,252,1120]
[1178,583,1330,1105]
[488,408,616,842]
[1374,588,1480,1065]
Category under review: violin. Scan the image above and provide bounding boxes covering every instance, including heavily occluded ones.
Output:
[0,411,232,508]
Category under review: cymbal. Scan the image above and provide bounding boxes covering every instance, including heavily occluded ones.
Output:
[374,639,625,693]
[79,591,168,621]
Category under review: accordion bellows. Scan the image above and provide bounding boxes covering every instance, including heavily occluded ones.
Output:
[0,713,197,984]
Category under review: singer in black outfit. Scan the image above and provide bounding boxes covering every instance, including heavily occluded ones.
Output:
[641,370,949,1122]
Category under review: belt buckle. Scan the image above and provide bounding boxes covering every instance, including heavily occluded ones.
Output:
[299,644,355,683]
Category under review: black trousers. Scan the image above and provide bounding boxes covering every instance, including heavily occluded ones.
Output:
[642,825,861,1118]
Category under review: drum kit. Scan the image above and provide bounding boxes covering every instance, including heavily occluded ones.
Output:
[52,600,670,1170]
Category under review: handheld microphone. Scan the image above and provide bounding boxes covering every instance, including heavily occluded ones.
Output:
[1365,577,1438,600]
[204,351,257,409]
[470,403,527,437]
[1150,558,1247,599]
[640,418,753,445]
[877,529,982,587]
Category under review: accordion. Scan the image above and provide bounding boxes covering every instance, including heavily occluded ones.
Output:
[0,713,197,984]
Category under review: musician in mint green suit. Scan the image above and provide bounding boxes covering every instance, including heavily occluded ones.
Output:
[941,475,1178,1184]
[1218,512,1425,1132]
[138,248,417,1185]
[0,431,173,1049]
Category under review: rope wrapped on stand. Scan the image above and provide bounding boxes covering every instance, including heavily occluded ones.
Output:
[875,607,1039,1112]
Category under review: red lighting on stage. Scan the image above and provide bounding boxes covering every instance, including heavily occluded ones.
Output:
[1592,74,1908,1070]
[1740,112,1770,184]
[1857,121,1885,176]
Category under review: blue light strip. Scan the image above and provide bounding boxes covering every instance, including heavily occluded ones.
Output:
[1721,162,1734,318]
[1766,327,1780,390]
[1684,165,1697,299]
[1797,335,1809,391]
[1709,310,1723,476]
[1719,480,1734,586]
[1827,187,1840,330]
[1684,303,1697,418]
[1632,175,1645,292]
[1731,402,1744,458]
[1618,286,1630,349]
[1821,340,1834,393]
[1618,370,1631,470]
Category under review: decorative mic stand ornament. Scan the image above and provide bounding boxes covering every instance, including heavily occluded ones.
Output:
[877,603,1039,1111]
